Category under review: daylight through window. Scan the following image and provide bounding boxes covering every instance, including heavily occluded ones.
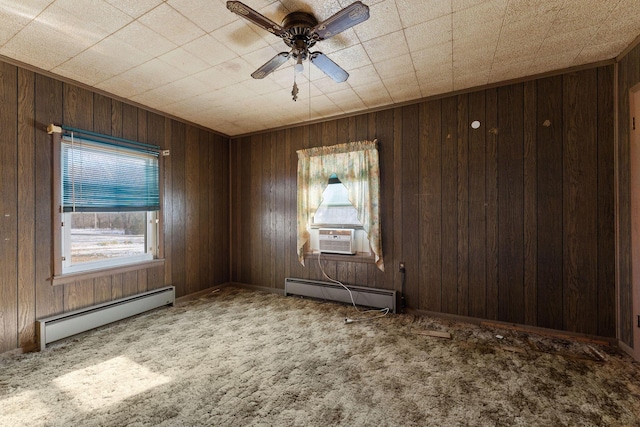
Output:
[60,133,160,274]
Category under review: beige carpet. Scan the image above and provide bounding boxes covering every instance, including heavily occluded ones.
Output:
[1,286,639,426]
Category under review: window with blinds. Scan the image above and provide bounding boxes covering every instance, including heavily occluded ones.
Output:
[60,133,160,274]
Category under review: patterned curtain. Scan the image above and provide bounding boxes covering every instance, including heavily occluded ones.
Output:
[296,140,384,271]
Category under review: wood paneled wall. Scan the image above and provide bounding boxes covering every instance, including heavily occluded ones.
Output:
[0,60,229,354]
[617,43,640,348]
[230,65,616,338]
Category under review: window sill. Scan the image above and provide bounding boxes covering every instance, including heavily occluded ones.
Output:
[51,258,165,286]
[304,251,375,264]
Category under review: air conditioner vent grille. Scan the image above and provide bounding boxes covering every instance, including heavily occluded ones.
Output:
[318,228,355,255]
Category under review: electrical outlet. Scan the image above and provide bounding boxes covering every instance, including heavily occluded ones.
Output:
[399,262,405,272]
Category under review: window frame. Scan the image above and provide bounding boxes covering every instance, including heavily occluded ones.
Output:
[50,127,165,285]
[60,210,158,275]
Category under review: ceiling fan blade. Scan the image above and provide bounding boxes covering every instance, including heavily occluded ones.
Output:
[251,52,290,79]
[226,1,286,37]
[311,1,370,40]
[310,52,349,83]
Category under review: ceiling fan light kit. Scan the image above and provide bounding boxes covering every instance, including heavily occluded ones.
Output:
[227,1,370,100]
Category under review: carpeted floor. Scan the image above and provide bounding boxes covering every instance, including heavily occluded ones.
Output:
[1,286,639,426]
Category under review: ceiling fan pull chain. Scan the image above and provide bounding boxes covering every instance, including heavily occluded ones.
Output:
[292,73,299,102]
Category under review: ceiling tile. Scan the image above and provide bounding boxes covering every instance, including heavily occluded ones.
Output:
[352,80,393,108]
[374,53,413,79]
[452,0,507,13]
[105,0,163,18]
[363,30,409,63]
[193,58,254,91]
[0,0,639,136]
[347,64,383,87]
[404,14,452,52]
[158,47,210,75]
[183,35,238,68]
[138,2,205,46]
[416,61,453,84]
[96,58,188,98]
[131,76,212,107]
[0,1,52,45]
[0,5,108,70]
[327,43,372,71]
[168,0,236,33]
[396,0,450,28]
[326,87,366,113]
[418,77,453,97]
[383,71,420,103]
[353,0,403,42]
[453,71,489,91]
[211,17,270,56]
[413,42,452,70]
[51,34,153,85]
[54,0,132,34]
[502,0,563,25]
[551,1,618,33]
[112,21,177,59]
[538,26,598,59]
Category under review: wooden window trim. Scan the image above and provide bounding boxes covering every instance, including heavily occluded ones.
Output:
[50,129,165,282]
[51,258,165,286]
[303,251,375,264]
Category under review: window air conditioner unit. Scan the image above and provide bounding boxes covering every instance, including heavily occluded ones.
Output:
[318,228,356,255]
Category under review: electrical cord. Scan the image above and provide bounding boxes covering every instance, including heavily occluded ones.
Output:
[316,252,390,323]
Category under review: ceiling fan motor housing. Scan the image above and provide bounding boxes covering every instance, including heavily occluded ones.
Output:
[282,12,318,56]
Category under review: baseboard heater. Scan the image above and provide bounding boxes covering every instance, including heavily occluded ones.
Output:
[37,286,175,351]
[284,278,396,313]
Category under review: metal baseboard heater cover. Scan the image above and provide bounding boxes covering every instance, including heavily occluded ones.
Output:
[284,278,396,313]
[37,286,175,351]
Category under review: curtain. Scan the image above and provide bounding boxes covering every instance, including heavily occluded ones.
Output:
[297,140,384,271]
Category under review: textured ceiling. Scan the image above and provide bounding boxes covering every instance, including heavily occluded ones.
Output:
[1,0,639,136]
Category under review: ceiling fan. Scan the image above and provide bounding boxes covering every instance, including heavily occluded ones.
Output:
[226,1,370,84]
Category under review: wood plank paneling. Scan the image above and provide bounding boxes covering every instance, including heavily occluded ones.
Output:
[536,76,564,331]
[401,104,420,308]
[457,94,470,316]
[228,62,616,339]
[523,81,537,326]
[170,120,186,294]
[0,62,18,353]
[497,84,524,324]
[441,97,458,314]
[421,100,442,312]
[617,53,633,347]
[17,68,36,349]
[597,65,615,338]
[34,74,63,320]
[563,69,599,335]
[185,125,199,296]
[250,134,263,285]
[485,88,500,321]
[0,52,624,355]
[468,91,487,319]
[0,58,229,354]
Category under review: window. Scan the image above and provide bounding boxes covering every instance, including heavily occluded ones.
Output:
[312,174,362,226]
[57,131,160,275]
[296,140,384,270]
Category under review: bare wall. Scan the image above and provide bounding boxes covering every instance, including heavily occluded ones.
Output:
[230,65,616,338]
[0,60,230,354]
